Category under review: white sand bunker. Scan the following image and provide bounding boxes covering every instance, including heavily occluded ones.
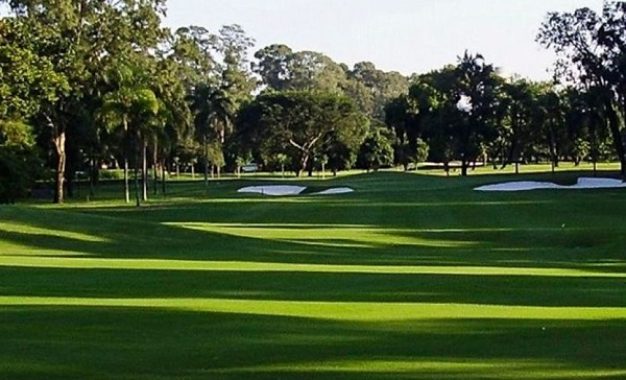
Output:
[475,177,626,192]
[314,187,354,195]
[238,186,306,196]
[237,186,354,196]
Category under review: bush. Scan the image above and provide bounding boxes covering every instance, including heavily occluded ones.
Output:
[0,121,41,203]
[0,145,40,203]
[99,169,126,180]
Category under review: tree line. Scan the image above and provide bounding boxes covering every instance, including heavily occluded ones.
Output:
[1,0,625,204]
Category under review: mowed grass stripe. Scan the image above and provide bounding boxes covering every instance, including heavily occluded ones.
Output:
[208,359,626,378]
[2,296,626,321]
[1,256,625,278]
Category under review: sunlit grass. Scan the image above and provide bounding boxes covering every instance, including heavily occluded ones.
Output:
[2,256,626,278]
[2,296,626,321]
[1,168,626,378]
[211,359,626,379]
[0,221,109,243]
[170,222,477,248]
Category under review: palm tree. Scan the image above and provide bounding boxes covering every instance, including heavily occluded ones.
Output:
[191,84,235,185]
[99,66,159,206]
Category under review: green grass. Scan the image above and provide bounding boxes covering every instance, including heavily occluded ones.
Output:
[1,165,626,379]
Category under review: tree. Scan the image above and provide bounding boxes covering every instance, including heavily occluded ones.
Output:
[385,94,422,170]
[239,91,367,176]
[499,79,538,173]
[254,46,347,93]
[170,26,218,85]
[0,10,72,203]
[192,85,235,184]
[217,24,257,107]
[388,55,499,176]
[348,61,409,120]
[1,0,168,203]
[253,44,295,91]
[205,141,225,178]
[274,153,290,177]
[99,63,159,206]
[538,2,626,179]
[0,121,41,203]
[288,51,346,92]
[584,85,614,174]
[357,121,395,171]
[406,66,458,174]
[158,26,217,194]
[324,118,369,176]
[453,52,499,176]
[150,58,193,196]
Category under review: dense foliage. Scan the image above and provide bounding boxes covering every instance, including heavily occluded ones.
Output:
[1,1,625,204]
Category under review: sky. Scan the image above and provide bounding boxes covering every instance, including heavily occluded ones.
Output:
[164,0,604,81]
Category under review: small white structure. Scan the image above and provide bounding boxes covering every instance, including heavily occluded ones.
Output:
[475,177,626,192]
[241,164,258,173]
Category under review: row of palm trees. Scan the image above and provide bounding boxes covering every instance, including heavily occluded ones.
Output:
[190,84,235,187]
[98,64,236,206]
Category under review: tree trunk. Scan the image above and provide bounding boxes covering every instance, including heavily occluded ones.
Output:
[161,158,167,195]
[606,104,626,180]
[90,149,100,200]
[142,139,148,202]
[135,142,141,207]
[297,153,309,177]
[123,118,130,203]
[204,159,209,186]
[123,157,130,203]
[461,153,468,177]
[461,162,468,177]
[502,136,518,170]
[203,137,209,186]
[89,154,95,200]
[548,127,558,171]
[153,138,158,196]
[53,130,66,204]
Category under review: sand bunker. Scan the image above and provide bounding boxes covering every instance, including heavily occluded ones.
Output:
[314,187,355,195]
[237,186,354,196]
[238,186,306,196]
[475,177,626,192]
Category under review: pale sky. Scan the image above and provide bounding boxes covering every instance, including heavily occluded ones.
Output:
[164,0,603,80]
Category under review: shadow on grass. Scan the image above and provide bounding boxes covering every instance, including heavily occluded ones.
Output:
[2,199,626,270]
[2,172,626,378]
[2,266,626,307]
[1,306,626,379]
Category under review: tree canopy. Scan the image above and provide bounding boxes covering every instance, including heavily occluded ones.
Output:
[2,0,626,203]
